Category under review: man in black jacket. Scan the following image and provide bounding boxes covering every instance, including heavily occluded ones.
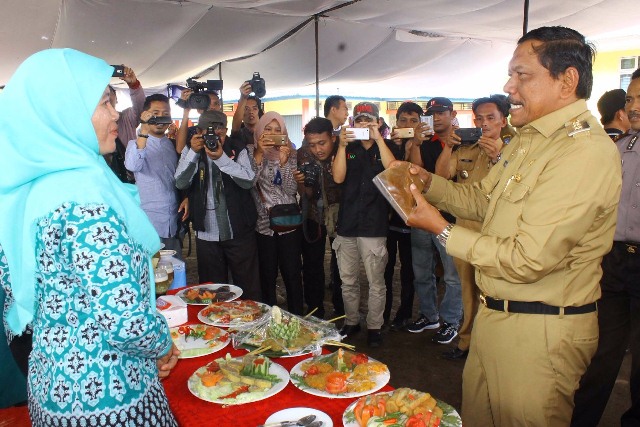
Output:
[174,110,261,300]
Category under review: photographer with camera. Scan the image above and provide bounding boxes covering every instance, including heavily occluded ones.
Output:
[174,81,223,154]
[231,77,265,147]
[249,112,303,314]
[433,95,509,360]
[104,65,144,183]
[382,101,433,331]
[405,97,462,346]
[332,102,396,347]
[125,94,189,256]
[174,110,261,300]
[295,117,343,319]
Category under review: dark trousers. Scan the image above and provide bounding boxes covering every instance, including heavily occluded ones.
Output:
[194,232,262,301]
[572,242,640,427]
[301,220,327,318]
[329,237,344,315]
[256,229,304,315]
[384,229,414,323]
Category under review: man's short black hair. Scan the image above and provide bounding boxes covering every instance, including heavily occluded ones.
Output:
[324,95,346,118]
[518,26,595,100]
[247,95,264,118]
[304,117,333,137]
[632,68,640,80]
[472,95,510,118]
[396,101,424,119]
[143,93,170,111]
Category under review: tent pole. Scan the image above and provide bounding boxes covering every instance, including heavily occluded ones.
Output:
[523,0,529,35]
[315,14,320,117]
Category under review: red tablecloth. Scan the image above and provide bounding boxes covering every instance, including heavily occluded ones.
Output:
[162,289,393,426]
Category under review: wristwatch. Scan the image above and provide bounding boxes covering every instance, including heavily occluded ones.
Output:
[491,152,502,165]
[436,223,454,248]
[137,133,149,139]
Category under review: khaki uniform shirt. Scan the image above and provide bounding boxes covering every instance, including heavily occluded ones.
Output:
[427,100,621,306]
[448,145,498,232]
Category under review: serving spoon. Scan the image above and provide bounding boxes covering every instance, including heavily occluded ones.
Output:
[257,414,317,427]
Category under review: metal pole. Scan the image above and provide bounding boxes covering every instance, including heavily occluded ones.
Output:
[218,62,223,103]
[315,15,320,117]
[523,0,529,36]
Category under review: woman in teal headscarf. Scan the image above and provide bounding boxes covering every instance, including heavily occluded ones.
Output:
[0,49,178,425]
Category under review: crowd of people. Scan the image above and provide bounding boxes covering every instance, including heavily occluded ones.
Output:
[0,24,638,427]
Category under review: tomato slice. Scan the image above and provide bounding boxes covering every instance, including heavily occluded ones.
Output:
[325,372,348,394]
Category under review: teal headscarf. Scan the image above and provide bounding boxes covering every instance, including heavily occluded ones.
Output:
[0,48,161,335]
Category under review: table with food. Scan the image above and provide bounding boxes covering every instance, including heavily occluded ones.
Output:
[160,283,462,427]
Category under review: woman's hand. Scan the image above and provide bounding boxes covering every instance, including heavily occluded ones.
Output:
[157,343,180,379]
[278,145,291,166]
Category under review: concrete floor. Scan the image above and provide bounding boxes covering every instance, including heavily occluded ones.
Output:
[180,236,632,426]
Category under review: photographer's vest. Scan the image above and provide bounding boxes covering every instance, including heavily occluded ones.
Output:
[189,138,257,238]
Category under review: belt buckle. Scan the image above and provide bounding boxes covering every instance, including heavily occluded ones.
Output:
[480,294,487,306]
[627,244,637,254]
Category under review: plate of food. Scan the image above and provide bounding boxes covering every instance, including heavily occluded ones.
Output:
[176,283,242,305]
[235,307,341,358]
[289,349,390,398]
[169,324,230,359]
[187,353,289,405]
[198,300,270,328]
[342,388,462,427]
[264,407,333,427]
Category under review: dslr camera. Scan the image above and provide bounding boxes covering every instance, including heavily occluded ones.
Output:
[203,126,220,151]
[248,72,266,98]
[176,78,223,110]
[298,161,322,188]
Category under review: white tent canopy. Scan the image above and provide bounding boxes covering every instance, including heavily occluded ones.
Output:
[2,0,639,100]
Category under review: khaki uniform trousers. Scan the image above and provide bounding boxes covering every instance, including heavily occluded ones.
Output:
[462,305,598,427]
[333,236,388,329]
[453,258,479,351]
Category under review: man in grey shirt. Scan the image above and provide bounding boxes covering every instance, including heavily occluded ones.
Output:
[572,67,640,427]
[174,110,261,300]
[125,94,188,255]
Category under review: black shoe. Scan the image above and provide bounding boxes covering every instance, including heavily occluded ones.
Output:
[390,318,409,331]
[406,315,441,333]
[432,322,458,344]
[339,323,361,337]
[442,347,468,360]
[367,329,382,347]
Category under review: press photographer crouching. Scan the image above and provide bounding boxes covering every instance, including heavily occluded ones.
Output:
[295,117,343,319]
[174,110,262,301]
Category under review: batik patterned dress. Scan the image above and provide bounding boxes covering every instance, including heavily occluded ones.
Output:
[1,202,176,426]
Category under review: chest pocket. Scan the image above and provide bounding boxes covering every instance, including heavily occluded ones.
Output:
[455,157,477,182]
[486,180,530,237]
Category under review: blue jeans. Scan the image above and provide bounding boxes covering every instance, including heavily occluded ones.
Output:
[411,228,462,326]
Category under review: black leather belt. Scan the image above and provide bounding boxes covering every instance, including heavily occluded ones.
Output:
[480,295,597,315]
[614,241,640,254]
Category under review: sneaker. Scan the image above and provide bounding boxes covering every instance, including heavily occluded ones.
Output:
[339,323,361,337]
[406,315,441,333]
[432,322,458,344]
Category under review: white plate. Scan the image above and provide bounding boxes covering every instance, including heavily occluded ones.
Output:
[176,283,242,305]
[341,391,462,427]
[169,324,230,359]
[197,300,270,328]
[187,357,289,405]
[265,407,333,427]
[289,355,390,399]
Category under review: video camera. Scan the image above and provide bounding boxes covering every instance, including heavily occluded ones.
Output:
[176,78,223,110]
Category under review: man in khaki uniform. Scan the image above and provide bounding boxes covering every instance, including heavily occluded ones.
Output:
[434,95,511,360]
[397,26,622,426]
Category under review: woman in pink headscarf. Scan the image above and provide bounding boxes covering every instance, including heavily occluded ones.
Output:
[250,112,303,314]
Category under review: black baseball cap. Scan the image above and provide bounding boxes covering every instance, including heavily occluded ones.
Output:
[425,97,454,114]
[197,110,228,129]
